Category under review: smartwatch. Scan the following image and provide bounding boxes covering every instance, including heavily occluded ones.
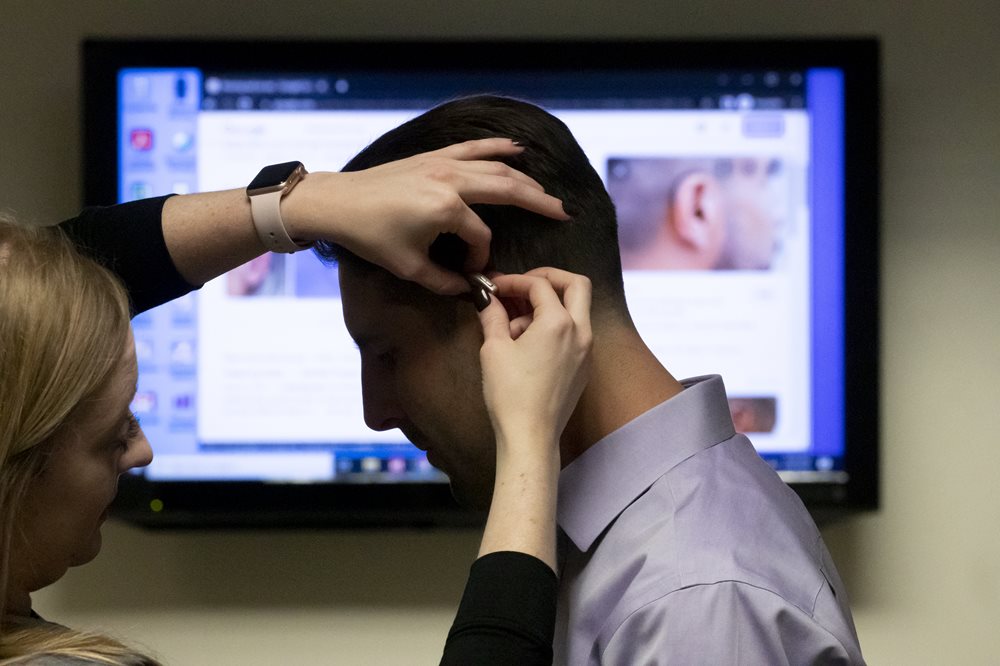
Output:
[246,161,311,253]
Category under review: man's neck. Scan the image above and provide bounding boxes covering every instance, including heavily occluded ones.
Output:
[559,322,684,466]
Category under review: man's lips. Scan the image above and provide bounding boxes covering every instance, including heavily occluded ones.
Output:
[401,427,431,452]
[424,449,444,471]
[402,431,444,470]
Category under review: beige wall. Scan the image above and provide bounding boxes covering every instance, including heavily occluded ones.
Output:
[4,1,999,663]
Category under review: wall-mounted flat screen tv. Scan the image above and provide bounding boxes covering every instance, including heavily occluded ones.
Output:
[82,38,880,527]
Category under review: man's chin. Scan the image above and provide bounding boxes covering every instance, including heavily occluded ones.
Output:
[446,477,493,512]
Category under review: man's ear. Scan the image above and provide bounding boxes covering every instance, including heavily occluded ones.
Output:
[670,172,724,251]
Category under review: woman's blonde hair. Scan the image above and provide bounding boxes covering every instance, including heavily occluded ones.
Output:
[0,218,158,665]
[1,623,157,665]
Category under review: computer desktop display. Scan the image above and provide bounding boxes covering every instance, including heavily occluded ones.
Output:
[84,39,879,526]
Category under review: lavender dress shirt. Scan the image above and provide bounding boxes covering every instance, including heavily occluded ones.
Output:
[554,375,865,665]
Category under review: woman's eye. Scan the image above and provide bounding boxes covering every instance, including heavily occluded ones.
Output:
[115,413,142,451]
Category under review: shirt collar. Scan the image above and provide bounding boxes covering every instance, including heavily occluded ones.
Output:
[557,374,736,552]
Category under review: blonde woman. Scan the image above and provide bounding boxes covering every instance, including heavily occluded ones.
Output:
[1,140,587,664]
[0,218,157,664]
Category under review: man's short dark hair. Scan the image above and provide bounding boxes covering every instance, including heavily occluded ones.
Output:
[316,95,627,322]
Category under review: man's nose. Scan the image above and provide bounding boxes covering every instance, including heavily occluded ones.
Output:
[361,360,405,432]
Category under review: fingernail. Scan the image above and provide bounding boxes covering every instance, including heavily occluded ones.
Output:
[473,288,491,312]
[466,273,496,312]
[562,203,581,219]
[512,140,530,148]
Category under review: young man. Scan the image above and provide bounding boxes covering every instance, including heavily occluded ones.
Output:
[319,95,865,665]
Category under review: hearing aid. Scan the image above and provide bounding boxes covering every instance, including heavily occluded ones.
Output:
[466,273,498,312]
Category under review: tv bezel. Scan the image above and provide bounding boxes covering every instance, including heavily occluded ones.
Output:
[82,37,880,528]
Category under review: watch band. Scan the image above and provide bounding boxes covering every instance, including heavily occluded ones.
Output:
[247,161,312,254]
[250,189,309,254]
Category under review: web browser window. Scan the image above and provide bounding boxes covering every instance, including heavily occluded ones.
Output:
[118,67,845,484]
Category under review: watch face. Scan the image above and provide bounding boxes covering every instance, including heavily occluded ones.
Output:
[247,161,304,195]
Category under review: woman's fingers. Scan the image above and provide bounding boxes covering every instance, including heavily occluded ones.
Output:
[519,267,593,328]
[305,138,570,297]
[428,137,526,161]
[477,285,513,343]
[491,269,592,328]
[420,139,569,220]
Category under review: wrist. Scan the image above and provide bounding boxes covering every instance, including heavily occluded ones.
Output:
[482,453,559,569]
[492,420,561,453]
[280,171,342,246]
[246,161,314,253]
[493,432,561,473]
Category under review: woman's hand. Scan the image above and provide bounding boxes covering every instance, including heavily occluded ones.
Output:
[288,138,569,295]
[478,268,593,448]
[162,138,567,291]
[475,268,592,569]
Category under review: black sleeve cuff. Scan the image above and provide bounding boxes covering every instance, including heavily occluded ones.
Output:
[441,551,557,665]
[60,195,197,315]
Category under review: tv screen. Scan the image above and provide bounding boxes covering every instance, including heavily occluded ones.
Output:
[83,39,879,527]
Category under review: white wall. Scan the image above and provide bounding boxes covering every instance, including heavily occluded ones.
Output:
[4,1,999,663]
